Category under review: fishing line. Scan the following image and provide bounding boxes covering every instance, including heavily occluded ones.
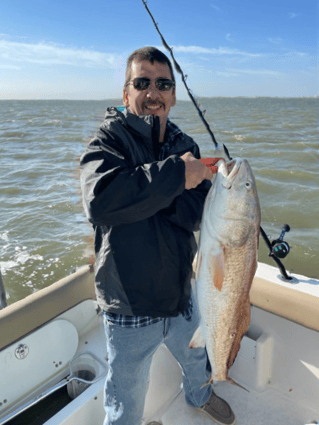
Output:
[141,0,292,280]
[141,0,231,161]
[259,208,278,243]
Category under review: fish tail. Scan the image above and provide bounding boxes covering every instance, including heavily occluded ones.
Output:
[227,377,250,392]
[200,376,214,390]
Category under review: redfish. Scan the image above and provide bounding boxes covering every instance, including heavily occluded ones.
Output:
[190,158,261,384]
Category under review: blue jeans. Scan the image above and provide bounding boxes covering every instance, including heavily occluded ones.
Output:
[102,297,211,425]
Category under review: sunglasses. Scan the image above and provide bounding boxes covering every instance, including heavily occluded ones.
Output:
[126,77,175,92]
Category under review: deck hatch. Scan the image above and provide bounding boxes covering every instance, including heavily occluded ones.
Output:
[0,319,78,416]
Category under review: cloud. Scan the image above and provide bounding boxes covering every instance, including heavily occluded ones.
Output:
[0,64,21,69]
[284,51,307,58]
[169,45,261,57]
[226,33,234,42]
[216,71,239,77]
[210,4,221,12]
[226,68,285,77]
[268,37,283,44]
[0,39,120,68]
[288,12,298,19]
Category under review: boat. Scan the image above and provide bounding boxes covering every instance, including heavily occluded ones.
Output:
[0,261,318,425]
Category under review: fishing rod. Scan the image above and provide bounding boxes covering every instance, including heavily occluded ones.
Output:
[141,0,293,281]
[141,0,231,162]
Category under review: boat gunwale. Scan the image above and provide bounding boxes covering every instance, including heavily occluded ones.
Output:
[192,260,319,334]
[1,262,318,353]
[0,265,96,351]
[250,271,319,333]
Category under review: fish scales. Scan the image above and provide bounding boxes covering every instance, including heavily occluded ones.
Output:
[190,158,261,384]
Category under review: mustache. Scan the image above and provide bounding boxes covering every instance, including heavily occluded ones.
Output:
[143,100,164,107]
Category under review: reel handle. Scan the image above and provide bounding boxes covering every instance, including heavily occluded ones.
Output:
[271,224,291,259]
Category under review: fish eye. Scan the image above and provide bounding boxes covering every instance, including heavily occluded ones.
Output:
[245,182,251,190]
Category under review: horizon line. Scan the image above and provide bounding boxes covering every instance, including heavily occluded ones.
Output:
[0,95,318,101]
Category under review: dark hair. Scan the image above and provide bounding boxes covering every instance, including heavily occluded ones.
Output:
[124,46,175,87]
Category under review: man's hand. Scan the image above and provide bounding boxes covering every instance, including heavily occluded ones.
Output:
[181,152,213,190]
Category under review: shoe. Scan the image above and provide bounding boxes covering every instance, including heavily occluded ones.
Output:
[196,390,236,425]
[146,422,163,425]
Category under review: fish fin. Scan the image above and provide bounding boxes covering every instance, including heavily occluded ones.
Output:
[195,249,203,278]
[227,300,251,369]
[200,380,212,389]
[189,326,206,349]
[200,374,214,389]
[227,377,250,393]
[208,250,225,292]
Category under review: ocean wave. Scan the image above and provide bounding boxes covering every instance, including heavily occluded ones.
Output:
[0,98,317,302]
[0,248,44,274]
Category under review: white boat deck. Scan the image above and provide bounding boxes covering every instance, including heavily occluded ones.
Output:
[158,382,317,425]
[40,308,318,425]
[143,329,319,425]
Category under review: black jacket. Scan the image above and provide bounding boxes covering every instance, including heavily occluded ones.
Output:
[80,107,211,317]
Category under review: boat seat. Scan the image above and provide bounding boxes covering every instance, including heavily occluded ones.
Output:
[0,319,78,416]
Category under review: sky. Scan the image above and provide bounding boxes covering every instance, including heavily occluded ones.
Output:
[0,0,317,99]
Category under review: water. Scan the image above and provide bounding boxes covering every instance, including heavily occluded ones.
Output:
[0,98,318,305]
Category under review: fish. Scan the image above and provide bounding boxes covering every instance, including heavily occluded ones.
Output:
[190,158,261,387]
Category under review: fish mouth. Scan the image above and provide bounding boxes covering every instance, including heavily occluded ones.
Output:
[219,159,242,188]
[218,158,243,189]
[227,159,241,179]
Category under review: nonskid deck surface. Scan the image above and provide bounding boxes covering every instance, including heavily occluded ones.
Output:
[159,382,317,425]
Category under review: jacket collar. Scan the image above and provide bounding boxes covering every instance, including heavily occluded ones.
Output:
[123,108,156,141]
[107,107,182,142]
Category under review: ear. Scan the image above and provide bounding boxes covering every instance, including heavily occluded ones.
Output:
[123,88,129,107]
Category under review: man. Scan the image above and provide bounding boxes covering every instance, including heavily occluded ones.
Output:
[80,46,235,425]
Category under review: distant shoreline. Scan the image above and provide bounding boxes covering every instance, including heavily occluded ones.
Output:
[0,96,318,101]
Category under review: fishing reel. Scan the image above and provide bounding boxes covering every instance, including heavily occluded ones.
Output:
[260,223,292,280]
[270,224,291,259]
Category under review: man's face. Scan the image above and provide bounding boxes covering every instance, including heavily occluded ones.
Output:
[123,60,176,129]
